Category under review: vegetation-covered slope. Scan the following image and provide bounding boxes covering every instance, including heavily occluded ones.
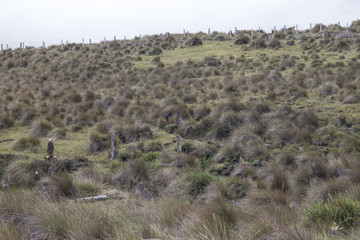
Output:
[0,20,360,239]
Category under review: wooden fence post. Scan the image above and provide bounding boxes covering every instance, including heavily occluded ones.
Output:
[187,32,190,39]
[1,44,3,51]
[82,38,84,46]
[89,39,91,45]
[208,28,210,38]
[183,29,186,38]
[6,44,8,50]
[176,135,181,153]
[310,23,312,30]
[114,36,116,42]
[251,28,254,37]
[296,24,298,36]
[42,41,45,49]
[111,134,115,160]
[284,25,286,34]
[320,23,322,33]
[3,175,9,193]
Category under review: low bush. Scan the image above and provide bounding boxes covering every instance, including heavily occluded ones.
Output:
[234,34,251,45]
[118,124,153,143]
[50,172,77,198]
[186,172,213,197]
[87,130,107,153]
[142,152,159,163]
[0,114,14,129]
[13,135,40,150]
[267,38,282,48]
[32,120,53,137]
[185,37,203,46]
[6,160,35,187]
[303,195,360,231]
[271,168,290,192]
[50,127,67,139]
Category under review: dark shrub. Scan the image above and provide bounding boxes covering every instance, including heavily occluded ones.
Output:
[267,38,282,48]
[295,109,318,130]
[271,168,290,192]
[68,90,82,103]
[118,124,153,143]
[87,130,107,153]
[186,172,212,197]
[13,135,40,150]
[279,152,296,167]
[185,37,203,46]
[50,172,77,197]
[32,120,53,137]
[0,114,14,129]
[303,195,360,231]
[234,34,251,45]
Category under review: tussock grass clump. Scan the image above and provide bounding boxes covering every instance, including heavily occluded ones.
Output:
[234,34,251,45]
[13,135,40,150]
[118,124,153,143]
[267,38,282,48]
[303,195,360,231]
[161,151,200,168]
[271,168,290,192]
[74,178,101,197]
[0,114,14,129]
[185,36,203,46]
[279,152,296,167]
[6,160,35,187]
[0,221,24,240]
[87,130,107,153]
[185,172,212,197]
[49,172,77,198]
[32,120,53,137]
[50,127,66,139]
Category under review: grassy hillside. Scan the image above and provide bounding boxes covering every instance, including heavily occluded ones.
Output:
[0,21,360,239]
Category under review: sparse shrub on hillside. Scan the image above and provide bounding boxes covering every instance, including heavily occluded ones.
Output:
[267,38,282,48]
[194,104,211,121]
[185,37,203,46]
[295,109,318,131]
[252,37,267,48]
[32,120,53,137]
[271,168,290,192]
[13,135,40,150]
[50,172,77,198]
[350,20,360,32]
[50,127,67,139]
[68,90,82,103]
[117,124,153,143]
[148,47,162,55]
[186,172,212,197]
[6,160,35,187]
[0,114,14,128]
[234,34,251,45]
[161,151,200,168]
[303,195,360,231]
[279,152,296,167]
[87,130,107,153]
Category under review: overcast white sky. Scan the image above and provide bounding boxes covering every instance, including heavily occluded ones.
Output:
[0,0,359,48]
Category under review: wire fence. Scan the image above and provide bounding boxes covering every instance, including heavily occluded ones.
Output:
[0,21,354,51]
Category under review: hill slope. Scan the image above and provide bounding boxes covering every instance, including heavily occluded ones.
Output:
[0,21,360,239]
